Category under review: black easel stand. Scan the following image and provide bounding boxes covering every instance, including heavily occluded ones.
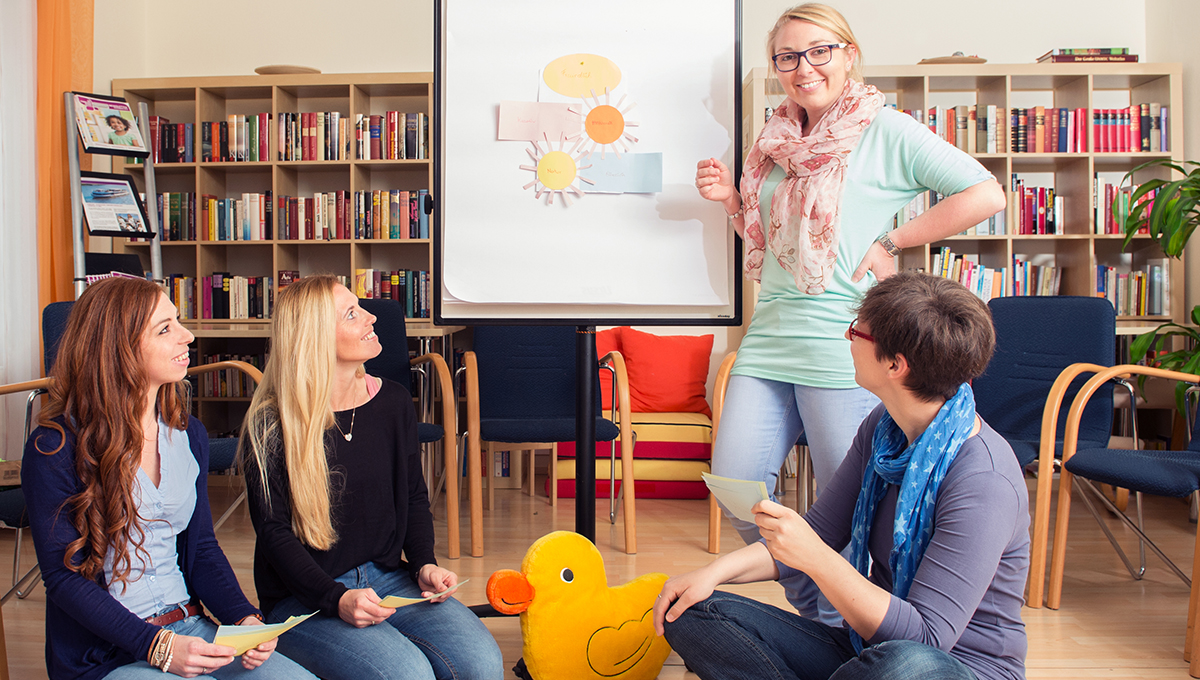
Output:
[575,325,597,542]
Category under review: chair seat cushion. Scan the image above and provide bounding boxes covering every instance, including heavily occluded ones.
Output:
[1065,448,1200,498]
[417,422,444,444]
[481,418,619,444]
[555,458,710,482]
[0,488,28,529]
[208,438,239,472]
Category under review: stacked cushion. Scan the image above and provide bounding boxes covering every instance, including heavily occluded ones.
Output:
[555,328,714,499]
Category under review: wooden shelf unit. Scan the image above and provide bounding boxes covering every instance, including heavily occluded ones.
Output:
[741,63,1185,328]
[110,72,436,429]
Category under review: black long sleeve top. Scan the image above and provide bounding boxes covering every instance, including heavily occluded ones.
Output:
[242,378,437,617]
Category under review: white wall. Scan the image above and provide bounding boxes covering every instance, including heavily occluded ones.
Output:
[1145,0,1200,311]
[93,0,1159,399]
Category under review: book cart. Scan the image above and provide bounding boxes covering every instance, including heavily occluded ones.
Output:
[741,62,1186,332]
[107,73,457,488]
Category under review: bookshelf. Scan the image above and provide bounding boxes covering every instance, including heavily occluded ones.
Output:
[741,63,1185,329]
[110,72,436,432]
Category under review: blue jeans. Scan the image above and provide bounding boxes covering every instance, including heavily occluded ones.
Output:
[711,375,879,620]
[102,613,316,679]
[663,591,976,680]
[267,562,504,680]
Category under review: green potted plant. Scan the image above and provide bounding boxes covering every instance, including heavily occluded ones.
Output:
[1121,158,1200,413]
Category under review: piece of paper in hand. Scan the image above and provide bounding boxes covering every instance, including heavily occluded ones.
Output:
[701,472,770,523]
[378,579,470,608]
[213,612,315,656]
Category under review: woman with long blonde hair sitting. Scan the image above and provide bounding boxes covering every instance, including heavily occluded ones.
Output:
[240,274,503,680]
[23,276,314,679]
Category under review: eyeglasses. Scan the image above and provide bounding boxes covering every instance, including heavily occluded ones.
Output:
[848,318,875,343]
[771,43,849,72]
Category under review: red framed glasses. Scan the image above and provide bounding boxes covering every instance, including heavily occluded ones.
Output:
[848,318,875,343]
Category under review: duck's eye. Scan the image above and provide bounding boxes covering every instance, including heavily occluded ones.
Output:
[560,568,574,583]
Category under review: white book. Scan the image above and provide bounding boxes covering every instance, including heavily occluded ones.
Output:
[986,105,997,153]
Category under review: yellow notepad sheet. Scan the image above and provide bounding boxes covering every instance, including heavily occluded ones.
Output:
[378,579,469,608]
[701,472,769,523]
[213,612,314,656]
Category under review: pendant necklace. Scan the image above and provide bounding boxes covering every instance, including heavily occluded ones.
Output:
[335,407,357,442]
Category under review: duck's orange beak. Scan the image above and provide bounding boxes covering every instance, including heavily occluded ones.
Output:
[487,569,535,615]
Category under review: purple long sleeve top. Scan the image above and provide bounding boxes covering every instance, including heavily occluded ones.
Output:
[777,405,1029,680]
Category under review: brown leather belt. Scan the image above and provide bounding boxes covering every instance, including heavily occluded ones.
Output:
[145,602,201,627]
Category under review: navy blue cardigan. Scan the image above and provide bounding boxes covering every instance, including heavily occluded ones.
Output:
[22,416,260,680]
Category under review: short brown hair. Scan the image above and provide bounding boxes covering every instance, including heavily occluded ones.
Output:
[855,273,995,401]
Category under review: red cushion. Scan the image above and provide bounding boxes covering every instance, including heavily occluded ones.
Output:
[550,478,710,500]
[622,328,713,417]
[596,327,623,410]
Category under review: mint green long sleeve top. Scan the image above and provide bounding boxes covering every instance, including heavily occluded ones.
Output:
[734,107,995,388]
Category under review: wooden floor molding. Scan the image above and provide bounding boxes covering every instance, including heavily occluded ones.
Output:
[1,475,1196,678]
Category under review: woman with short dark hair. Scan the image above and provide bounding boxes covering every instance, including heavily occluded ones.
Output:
[654,273,1029,680]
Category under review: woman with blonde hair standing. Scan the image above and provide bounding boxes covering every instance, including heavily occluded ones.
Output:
[23,276,312,679]
[240,274,502,680]
[696,3,1005,620]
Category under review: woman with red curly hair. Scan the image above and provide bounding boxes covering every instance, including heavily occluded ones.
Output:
[22,277,315,680]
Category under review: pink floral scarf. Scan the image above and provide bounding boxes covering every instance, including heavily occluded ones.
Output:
[741,80,885,294]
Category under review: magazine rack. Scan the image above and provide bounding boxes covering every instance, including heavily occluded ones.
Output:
[65,92,162,298]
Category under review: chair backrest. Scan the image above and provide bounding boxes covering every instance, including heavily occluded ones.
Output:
[42,301,75,375]
[974,296,1116,467]
[359,298,413,393]
[473,325,602,420]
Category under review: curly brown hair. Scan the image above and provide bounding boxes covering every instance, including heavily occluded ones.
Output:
[34,277,188,587]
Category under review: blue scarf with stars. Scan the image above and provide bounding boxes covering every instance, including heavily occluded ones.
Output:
[847,383,976,653]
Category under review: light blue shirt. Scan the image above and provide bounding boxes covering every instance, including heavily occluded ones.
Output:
[735,108,995,388]
[104,418,198,618]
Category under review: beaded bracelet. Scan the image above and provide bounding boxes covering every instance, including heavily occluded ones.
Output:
[147,629,165,665]
[155,630,176,672]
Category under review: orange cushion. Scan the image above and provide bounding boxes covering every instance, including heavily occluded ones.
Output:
[622,327,712,417]
[596,327,622,410]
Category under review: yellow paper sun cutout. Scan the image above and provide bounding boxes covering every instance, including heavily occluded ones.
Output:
[521,134,594,206]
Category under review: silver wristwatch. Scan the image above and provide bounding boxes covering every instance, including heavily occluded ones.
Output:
[876,232,902,257]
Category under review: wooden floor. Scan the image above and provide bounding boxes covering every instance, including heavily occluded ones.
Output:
[1,475,1197,679]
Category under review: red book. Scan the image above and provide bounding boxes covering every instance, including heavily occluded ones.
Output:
[369,115,383,160]
[1037,187,1047,234]
[288,198,298,240]
[259,113,270,161]
[1130,105,1141,153]
[304,197,314,239]
[1107,110,1117,153]
[1024,190,1035,235]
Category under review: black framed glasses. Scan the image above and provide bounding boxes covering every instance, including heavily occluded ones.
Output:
[772,43,849,72]
[848,318,875,343]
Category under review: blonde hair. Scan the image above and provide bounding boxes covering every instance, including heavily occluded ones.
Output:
[242,275,344,550]
[767,3,863,83]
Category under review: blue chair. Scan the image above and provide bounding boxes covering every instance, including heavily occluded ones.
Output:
[0,301,76,603]
[972,296,1120,607]
[1046,364,1200,674]
[464,326,633,557]
[359,299,461,559]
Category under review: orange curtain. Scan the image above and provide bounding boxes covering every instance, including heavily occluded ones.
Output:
[36,0,94,312]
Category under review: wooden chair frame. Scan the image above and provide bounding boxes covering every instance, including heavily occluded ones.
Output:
[463,350,635,557]
[1041,364,1200,677]
[408,352,461,559]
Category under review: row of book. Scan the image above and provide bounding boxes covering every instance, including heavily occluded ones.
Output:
[1097,261,1170,316]
[136,111,432,164]
[201,273,275,320]
[276,189,430,241]
[353,268,431,319]
[1010,176,1064,235]
[164,274,197,319]
[360,112,429,160]
[930,248,1063,300]
[200,193,274,241]
[196,354,266,398]
[1037,48,1138,63]
[1094,177,1157,235]
[1010,108,1087,153]
[897,105,1002,154]
[930,247,1007,301]
[146,118,194,163]
[200,114,271,162]
[1092,105,1169,153]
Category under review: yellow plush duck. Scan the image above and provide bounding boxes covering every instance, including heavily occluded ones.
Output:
[487,531,671,680]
